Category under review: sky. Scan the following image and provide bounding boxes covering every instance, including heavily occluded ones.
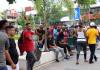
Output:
[0,0,34,12]
[0,0,100,12]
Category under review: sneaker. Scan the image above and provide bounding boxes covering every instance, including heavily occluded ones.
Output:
[69,52,73,56]
[70,53,73,56]
[94,57,97,62]
[89,61,94,64]
[64,57,69,59]
[76,62,79,65]
[84,60,88,62]
[56,59,59,62]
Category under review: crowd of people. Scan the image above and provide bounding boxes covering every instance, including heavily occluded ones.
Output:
[0,19,100,70]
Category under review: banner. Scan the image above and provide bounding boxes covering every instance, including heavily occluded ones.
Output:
[74,7,80,20]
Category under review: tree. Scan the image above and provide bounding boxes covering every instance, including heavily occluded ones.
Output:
[34,0,74,23]
[77,0,96,15]
[76,0,96,22]
[62,0,74,19]
[48,4,67,24]
[17,11,26,27]
[6,0,15,4]
[77,0,96,7]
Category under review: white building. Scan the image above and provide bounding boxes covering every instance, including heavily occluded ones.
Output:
[91,0,100,8]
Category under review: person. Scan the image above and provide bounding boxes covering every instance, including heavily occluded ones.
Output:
[47,34,65,62]
[56,29,70,59]
[0,20,16,70]
[86,22,99,64]
[6,26,19,70]
[75,24,87,64]
[37,25,45,48]
[53,27,58,43]
[63,28,73,56]
[22,23,36,70]
[73,25,78,48]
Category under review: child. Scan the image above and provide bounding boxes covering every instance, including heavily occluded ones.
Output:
[6,26,19,70]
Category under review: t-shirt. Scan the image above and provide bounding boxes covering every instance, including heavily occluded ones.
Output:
[47,38,54,48]
[0,30,9,67]
[63,31,68,43]
[23,30,35,52]
[6,38,19,65]
[56,37,63,47]
[54,29,58,40]
[58,32,64,40]
[37,29,45,40]
[86,28,99,44]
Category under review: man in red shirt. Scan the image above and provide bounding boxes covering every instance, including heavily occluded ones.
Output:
[23,23,36,70]
[23,25,34,52]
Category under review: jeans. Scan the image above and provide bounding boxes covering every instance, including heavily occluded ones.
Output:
[89,44,97,62]
[49,47,65,60]
[59,44,67,54]
[26,52,37,70]
[76,41,87,60]
[0,66,7,70]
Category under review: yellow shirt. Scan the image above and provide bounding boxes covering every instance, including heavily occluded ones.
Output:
[86,28,99,44]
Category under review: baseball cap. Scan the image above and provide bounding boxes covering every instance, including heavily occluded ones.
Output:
[90,22,96,26]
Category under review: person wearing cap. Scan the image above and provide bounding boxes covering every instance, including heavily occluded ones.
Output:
[86,22,99,64]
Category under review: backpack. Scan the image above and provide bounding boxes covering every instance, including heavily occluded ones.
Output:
[18,32,25,55]
[18,32,23,45]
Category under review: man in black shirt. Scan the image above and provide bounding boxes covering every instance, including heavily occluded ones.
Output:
[6,26,19,70]
[37,26,45,48]
[47,34,65,62]
[57,29,70,59]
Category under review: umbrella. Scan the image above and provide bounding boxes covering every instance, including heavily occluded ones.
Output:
[60,17,70,22]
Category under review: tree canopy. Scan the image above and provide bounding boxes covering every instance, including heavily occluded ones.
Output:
[33,0,74,24]
[77,0,96,7]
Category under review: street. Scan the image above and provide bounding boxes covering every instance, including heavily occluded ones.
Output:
[36,49,100,70]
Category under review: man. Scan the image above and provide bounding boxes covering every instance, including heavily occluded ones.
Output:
[22,23,36,70]
[0,20,16,70]
[47,34,65,62]
[56,29,69,59]
[6,26,19,70]
[37,25,45,48]
[86,22,99,64]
